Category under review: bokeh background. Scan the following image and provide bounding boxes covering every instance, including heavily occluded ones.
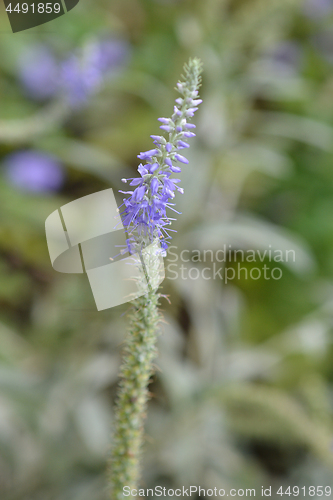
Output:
[1,0,333,498]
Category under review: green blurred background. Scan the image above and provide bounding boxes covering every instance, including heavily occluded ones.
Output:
[1,0,333,498]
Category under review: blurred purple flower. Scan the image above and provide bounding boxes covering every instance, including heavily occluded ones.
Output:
[60,55,93,107]
[312,30,333,64]
[4,151,65,193]
[18,45,59,100]
[268,41,302,69]
[60,37,130,107]
[18,37,130,107]
[95,38,130,73]
[303,0,333,19]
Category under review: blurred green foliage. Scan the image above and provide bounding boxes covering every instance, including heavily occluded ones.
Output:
[1,0,333,498]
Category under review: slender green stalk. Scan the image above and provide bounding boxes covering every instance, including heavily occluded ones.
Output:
[109,290,160,499]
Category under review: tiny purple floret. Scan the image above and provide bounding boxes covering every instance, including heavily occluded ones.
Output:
[160,125,172,132]
[174,154,189,164]
[138,149,159,160]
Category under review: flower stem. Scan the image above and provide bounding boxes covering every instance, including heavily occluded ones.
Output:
[109,290,160,499]
[109,58,202,497]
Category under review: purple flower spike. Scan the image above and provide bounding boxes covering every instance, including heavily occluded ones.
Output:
[174,154,189,164]
[119,58,202,251]
[4,150,65,194]
[19,38,130,108]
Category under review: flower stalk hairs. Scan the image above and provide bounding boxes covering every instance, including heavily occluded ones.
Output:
[109,58,203,499]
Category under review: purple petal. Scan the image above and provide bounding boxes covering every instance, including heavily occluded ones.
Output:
[158,117,169,124]
[177,140,190,149]
[138,164,148,175]
[151,177,159,195]
[137,149,159,160]
[160,125,172,132]
[174,154,189,164]
[130,178,143,186]
[150,135,165,143]
[186,108,198,118]
[164,179,176,191]
[173,106,182,116]
[133,185,146,201]
[170,166,182,173]
[149,163,159,173]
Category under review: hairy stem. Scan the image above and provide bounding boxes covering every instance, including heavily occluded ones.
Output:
[109,290,160,499]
